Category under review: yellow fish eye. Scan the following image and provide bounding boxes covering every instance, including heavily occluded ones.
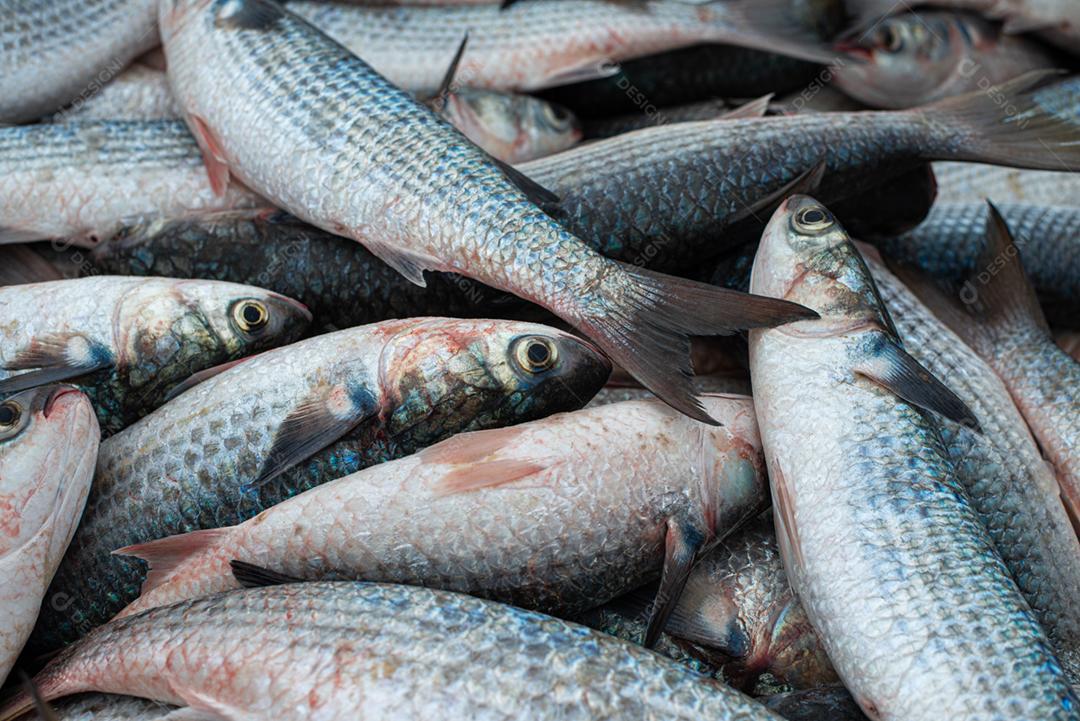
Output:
[514,336,559,373]
[0,401,21,429]
[233,300,270,333]
[793,206,835,234]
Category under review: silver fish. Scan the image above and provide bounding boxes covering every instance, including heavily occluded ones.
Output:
[0,583,784,721]
[50,65,181,122]
[747,195,1077,720]
[158,0,818,424]
[0,386,98,685]
[0,0,159,123]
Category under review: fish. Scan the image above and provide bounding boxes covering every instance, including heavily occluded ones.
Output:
[49,65,181,122]
[524,72,1080,275]
[872,202,1080,329]
[933,162,1080,204]
[0,0,159,123]
[0,277,311,436]
[27,318,611,652]
[113,394,768,649]
[833,11,1054,108]
[898,205,1080,547]
[747,195,1078,720]
[22,694,179,721]
[284,0,839,95]
[762,686,870,721]
[864,248,1080,682]
[0,121,263,247]
[0,386,98,686]
[0,582,785,721]
[158,0,818,425]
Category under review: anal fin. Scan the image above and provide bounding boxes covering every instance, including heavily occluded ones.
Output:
[643,517,705,648]
[230,559,303,588]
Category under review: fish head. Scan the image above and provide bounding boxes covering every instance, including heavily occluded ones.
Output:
[161,0,285,40]
[442,90,581,164]
[378,319,611,438]
[111,279,310,411]
[751,195,885,328]
[0,386,98,557]
[833,11,970,107]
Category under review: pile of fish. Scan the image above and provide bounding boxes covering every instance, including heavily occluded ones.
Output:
[0,0,1078,719]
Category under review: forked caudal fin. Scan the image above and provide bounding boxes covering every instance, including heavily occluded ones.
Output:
[575,263,817,425]
[924,70,1080,171]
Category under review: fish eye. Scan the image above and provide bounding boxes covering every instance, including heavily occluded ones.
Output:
[543,103,571,128]
[792,205,835,234]
[0,401,20,429]
[232,300,270,333]
[879,25,903,52]
[513,336,559,374]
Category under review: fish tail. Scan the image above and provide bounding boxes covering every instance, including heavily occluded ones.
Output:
[922,70,1080,171]
[571,263,817,425]
[0,671,66,721]
[701,0,841,65]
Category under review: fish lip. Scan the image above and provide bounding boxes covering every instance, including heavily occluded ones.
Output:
[43,385,83,418]
[833,40,874,61]
[270,293,313,323]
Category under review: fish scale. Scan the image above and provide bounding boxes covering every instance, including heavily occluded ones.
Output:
[1,584,783,720]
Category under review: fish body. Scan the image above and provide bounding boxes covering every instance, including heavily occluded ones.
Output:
[285,0,835,94]
[0,121,262,247]
[0,386,98,685]
[2,583,783,721]
[24,694,179,721]
[748,195,1077,720]
[0,276,311,435]
[834,11,1054,108]
[0,0,159,123]
[115,395,767,623]
[30,318,610,651]
[51,65,181,122]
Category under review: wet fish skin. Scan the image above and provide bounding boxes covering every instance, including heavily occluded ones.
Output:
[864,251,1080,680]
[834,11,1053,108]
[0,121,262,247]
[23,694,179,721]
[2,583,784,721]
[0,276,311,436]
[873,202,1080,329]
[436,89,581,163]
[29,318,610,652]
[0,0,159,123]
[50,65,181,122]
[115,395,767,622]
[285,0,836,94]
[0,386,98,686]
[748,195,1078,720]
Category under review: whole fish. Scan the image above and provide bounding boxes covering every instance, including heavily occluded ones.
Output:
[873,202,1080,328]
[50,65,180,122]
[284,0,837,95]
[933,162,1080,204]
[1,583,784,721]
[0,386,98,685]
[864,250,1080,680]
[436,89,581,163]
[159,0,818,424]
[904,206,1080,542]
[81,210,523,332]
[0,121,262,247]
[0,0,159,123]
[0,277,311,436]
[114,395,767,647]
[525,72,1079,274]
[833,11,1054,108]
[29,318,610,652]
[748,195,1078,720]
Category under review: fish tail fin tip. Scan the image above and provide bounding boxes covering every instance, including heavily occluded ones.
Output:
[576,264,818,424]
[926,70,1080,171]
[114,528,229,594]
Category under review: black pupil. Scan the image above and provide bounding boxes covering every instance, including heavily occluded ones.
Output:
[0,405,16,424]
[242,305,263,324]
[527,341,550,366]
[802,209,826,224]
[551,106,567,121]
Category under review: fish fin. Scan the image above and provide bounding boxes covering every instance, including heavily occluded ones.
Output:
[188,114,231,196]
[0,245,63,285]
[770,460,805,582]
[361,239,439,287]
[433,32,469,109]
[114,529,229,593]
[539,55,621,89]
[643,517,704,648]
[661,569,744,652]
[579,263,818,424]
[709,0,843,65]
[726,160,827,227]
[0,334,113,394]
[432,458,550,496]
[160,709,227,721]
[924,70,1080,171]
[245,383,378,491]
[19,673,58,721]
[853,332,982,431]
[719,94,772,120]
[165,686,240,721]
[230,559,303,588]
[494,158,560,207]
[418,425,528,465]
[0,227,51,244]
[163,355,259,403]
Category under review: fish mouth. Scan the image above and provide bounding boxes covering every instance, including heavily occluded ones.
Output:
[43,385,84,419]
[833,40,874,61]
[269,293,313,324]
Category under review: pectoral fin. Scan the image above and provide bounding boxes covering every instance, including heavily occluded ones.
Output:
[188,114,231,197]
[362,240,442,287]
[0,333,113,394]
[643,517,705,648]
[854,333,982,431]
